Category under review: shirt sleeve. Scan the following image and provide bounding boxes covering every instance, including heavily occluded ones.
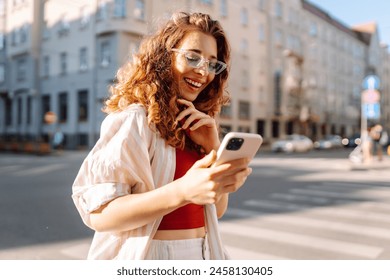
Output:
[71,106,155,228]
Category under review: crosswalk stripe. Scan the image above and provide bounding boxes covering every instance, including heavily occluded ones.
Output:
[323,181,390,190]
[244,199,390,223]
[224,245,287,260]
[270,192,390,214]
[224,207,263,218]
[358,201,390,211]
[225,207,390,240]
[0,165,20,174]
[290,188,390,201]
[219,222,383,259]
[17,163,66,176]
[270,192,330,204]
[307,184,390,198]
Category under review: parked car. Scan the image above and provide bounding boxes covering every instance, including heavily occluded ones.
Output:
[342,133,361,148]
[314,135,343,150]
[271,134,314,153]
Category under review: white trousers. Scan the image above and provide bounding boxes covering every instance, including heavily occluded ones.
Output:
[145,237,210,260]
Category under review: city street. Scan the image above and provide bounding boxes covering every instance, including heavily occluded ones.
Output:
[0,148,389,260]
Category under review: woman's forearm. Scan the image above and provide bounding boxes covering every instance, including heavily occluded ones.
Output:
[90,181,187,232]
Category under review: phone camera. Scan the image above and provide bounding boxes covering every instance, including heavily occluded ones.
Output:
[226,138,244,150]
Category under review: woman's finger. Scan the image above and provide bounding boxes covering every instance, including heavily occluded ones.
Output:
[177,98,195,108]
[189,117,214,131]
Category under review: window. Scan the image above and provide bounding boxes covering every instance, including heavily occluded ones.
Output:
[274,29,282,47]
[60,52,67,75]
[16,58,27,81]
[238,126,250,133]
[58,92,68,122]
[97,0,108,21]
[17,96,22,125]
[239,101,250,120]
[0,63,4,83]
[11,29,17,45]
[240,39,248,55]
[241,69,249,88]
[309,21,317,37]
[79,47,88,71]
[258,0,266,11]
[220,104,232,118]
[20,24,28,43]
[240,8,248,26]
[5,97,12,126]
[0,32,4,50]
[114,0,126,18]
[274,0,282,18]
[42,20,50,40]
[258,24,265,42]
[41,95,51,122]
[80,6,90,28]
[100,41,111,67]
[274,71,282,116]
[78,133,88,147]
[0,0,4,15]
[134,0,145,20]
[78,90,88,121]
[27,96,31,125]
[58,15,70,36]
[220,0,227,17]
[42,56,50,77]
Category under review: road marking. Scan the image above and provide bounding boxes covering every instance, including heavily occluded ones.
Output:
[225,207,390,240]
[358,201,390,211]
[323,181,390,190]
[307,184,390,198]
[224,245,287,260]
[0,165,21,174]
[60,241,90,259]
[270,192,330,204]
[291,188,390,201]
[219,222,383,259]
[244,199,390,223]
[16,163,66,176]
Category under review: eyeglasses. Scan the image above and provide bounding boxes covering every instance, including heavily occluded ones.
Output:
[171,48,227,75]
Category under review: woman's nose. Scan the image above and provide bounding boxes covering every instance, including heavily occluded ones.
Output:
[194,61,209,76]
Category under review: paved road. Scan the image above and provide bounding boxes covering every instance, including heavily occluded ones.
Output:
[0,149,389,259]
[221,153,390,260]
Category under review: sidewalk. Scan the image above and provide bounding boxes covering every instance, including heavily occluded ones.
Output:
[349,155,390,171]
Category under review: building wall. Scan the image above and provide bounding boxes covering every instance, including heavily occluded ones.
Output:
[0,0,389,149]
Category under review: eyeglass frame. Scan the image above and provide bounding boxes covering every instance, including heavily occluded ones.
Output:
[171,48,227,75]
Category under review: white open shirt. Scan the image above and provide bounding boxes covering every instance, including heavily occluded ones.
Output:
[72,104,228,259]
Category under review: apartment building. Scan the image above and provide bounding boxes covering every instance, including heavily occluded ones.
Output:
[0,0,388,149]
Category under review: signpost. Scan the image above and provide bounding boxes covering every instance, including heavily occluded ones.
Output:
[360,75,381,163]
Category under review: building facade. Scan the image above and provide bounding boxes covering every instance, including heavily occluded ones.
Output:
[0,0,389,149]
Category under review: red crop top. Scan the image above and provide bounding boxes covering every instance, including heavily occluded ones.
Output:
[158,148,205,230]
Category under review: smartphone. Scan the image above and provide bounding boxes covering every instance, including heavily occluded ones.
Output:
[213,132,263,166]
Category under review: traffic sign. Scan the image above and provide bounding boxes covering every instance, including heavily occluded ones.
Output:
[362,75,380,90]
[362,103,380,119]
[362,89,380,104]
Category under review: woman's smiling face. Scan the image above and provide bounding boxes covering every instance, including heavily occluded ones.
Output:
[172,30,217,102]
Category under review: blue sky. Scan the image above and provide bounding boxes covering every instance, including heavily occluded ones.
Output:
[307,0,390,47]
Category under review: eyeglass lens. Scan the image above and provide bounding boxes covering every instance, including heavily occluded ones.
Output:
[172,49,226,74]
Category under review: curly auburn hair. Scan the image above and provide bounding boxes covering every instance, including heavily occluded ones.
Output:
[103,12,231,149]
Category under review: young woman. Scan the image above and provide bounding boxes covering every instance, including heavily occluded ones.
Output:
[72,12,252,260]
